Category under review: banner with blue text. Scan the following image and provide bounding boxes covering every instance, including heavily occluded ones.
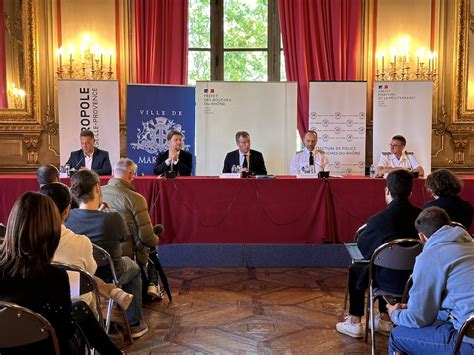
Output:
[126,84,195,175]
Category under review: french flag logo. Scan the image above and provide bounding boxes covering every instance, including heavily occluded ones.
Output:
[204,89,215,93]
[378,85,383,89]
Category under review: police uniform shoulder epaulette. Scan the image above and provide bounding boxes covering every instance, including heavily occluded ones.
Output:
[296,149,304,154]
[405,151,414,155]
[381,152,391,155]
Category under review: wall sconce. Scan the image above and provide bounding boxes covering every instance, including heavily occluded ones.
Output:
[8,83,25,109]
[375,36,437,82]
[56,40,114,80]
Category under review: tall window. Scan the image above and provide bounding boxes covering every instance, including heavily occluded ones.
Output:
[188,0,284,84]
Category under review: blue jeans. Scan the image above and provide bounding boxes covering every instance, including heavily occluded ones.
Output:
[389,321,474,355]
[119,256,142,324]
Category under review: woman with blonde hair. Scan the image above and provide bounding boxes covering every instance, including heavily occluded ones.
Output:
[0,192,122,354]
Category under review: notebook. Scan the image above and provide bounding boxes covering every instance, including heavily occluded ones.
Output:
[344,243,369,263]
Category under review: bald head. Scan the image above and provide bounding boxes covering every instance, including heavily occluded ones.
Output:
[303,131,318,151]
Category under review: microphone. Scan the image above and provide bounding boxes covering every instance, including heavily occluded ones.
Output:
[73,154,85,169]
[153,224,164,236]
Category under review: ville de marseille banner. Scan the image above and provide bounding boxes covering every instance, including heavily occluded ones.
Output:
[58,80,120,167]
[373,81,432,174]
[309,81,367,176]
[195,81,297,175]
[126,84,195,175]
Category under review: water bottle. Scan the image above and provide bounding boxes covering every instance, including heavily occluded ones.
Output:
[369,164,376,178]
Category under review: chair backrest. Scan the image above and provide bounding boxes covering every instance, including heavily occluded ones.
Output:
[453,314,474,355]
[354,223,367,242]
[371,239,423,271]
[0,300,60,354]
[451,221,467,230]
[0,223,5,238]
[91,243,119,285]
[51,262,103,324]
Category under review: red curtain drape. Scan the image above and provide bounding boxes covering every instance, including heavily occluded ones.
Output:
[279,0,361,138]
[0,0,8,108]
[135,0,188,84]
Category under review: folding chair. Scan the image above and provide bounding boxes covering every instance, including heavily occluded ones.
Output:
[453,314,474,355]
[51,262,103,325]
[0,300,60,354]
[365,238,423,355]
[92,243,133,344]
[451,221,467,230]
[343,223,367,311]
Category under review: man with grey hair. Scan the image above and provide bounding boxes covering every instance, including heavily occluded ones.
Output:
[222,131,267,175]
[36,164,60,187]
[102,158,162,298]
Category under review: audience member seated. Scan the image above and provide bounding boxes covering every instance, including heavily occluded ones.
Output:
[336,170,421,338]
[424,169,473,229]
[154,130,192,176]
[65,170,148,338]
[102,158,163,299]
[223,131,267,175]
[0,192,121,354]
[40,182,133,310]
[66,130,112,176]
[377,135,424,177]
[290,130,329,175]
[388,207,474,354]
[36,163,60,187]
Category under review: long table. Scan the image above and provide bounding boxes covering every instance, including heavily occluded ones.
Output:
[1,175,473,244]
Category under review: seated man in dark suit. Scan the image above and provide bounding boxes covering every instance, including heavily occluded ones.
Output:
[223,131,267,175]
[154,130,192,176]
[336,170,421,338]
[66,130,112,175]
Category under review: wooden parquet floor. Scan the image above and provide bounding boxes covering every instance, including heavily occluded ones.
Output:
[123,267,388,354]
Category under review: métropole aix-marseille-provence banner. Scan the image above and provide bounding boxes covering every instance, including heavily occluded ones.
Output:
[58,80,120,167]
[126,84,195,175]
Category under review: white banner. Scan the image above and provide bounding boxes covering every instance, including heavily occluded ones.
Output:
[58,80,120,167]
[196,81,297,175]
[309,81,367,176]
[373,81,432,174]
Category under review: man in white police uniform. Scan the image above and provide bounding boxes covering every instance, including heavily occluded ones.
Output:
[290,130,329,175]
[376,135,424,177]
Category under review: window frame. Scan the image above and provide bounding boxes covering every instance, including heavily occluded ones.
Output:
[188,0,282,82]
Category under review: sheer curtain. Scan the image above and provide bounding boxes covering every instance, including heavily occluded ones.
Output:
[135,0,188,84]
[279,0,361,138]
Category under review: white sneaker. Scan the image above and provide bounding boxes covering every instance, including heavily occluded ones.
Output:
[336,316,364,338]
[369,314,393,335]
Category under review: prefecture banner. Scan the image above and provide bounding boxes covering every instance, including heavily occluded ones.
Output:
[58,80,120,168]
[126,84,195,175]
[373,81,432,174]
[309,81,367,176]
[196,81,297,175]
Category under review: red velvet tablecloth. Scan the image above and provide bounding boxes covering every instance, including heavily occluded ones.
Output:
[1,175,473,244]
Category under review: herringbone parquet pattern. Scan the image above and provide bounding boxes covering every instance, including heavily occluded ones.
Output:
[124,268,388,354]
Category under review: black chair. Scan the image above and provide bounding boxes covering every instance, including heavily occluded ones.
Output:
[52,262,103,325]
[0,223,5,238]
[453,314,474,355]
[343,223,367,311]
[451,221,467,230]
[92,244,133,344]
[0,300,60,354]
[364,238,423,355]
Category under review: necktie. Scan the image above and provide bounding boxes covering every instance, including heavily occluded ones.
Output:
[242,155,248,169]
[309,151,314,166]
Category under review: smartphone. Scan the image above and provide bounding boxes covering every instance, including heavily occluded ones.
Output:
[382,295,399,305]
